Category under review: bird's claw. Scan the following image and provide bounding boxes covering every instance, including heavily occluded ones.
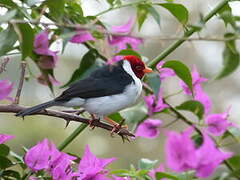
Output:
[88,114,100,130]
[110,119,128,136]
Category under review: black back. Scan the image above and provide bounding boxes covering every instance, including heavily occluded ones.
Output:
[55,61,134,101]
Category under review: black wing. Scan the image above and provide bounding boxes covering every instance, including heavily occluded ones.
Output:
[55,61,134,102]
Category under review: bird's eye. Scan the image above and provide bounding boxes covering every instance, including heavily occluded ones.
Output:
[135,65,143,71]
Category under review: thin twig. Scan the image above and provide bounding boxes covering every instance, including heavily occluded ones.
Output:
[5,19,240,42]
[0,104,135,138]
[0,57,10,74]
[13,62,27,104]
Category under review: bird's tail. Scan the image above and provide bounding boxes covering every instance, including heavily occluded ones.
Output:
[16,100,57,117]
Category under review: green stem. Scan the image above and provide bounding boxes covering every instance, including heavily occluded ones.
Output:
[95,0,147,16]
[148,0,230,68]
[58,123,88,151]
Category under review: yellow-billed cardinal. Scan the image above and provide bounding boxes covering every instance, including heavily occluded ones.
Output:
[16,55,152,126]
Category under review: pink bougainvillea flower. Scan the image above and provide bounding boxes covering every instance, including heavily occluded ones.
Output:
[135,119,162,139]
[34,31,59,69]
[180,65,208,95]
[0,134,15,144]
[111,17,135,34]
[51,158,76,180]
[24,139,52,171]
[0,79,14,101]
[165,128,233,178]
[195,131,233,178]
[108,17,143,63]
[194,86,212,115]
[78,145,116,180]
[70,29,95,44]
[165,127,198,172]
[149,164,167,180]
[34,31,49,50]
[157,61,176,81]
[108,36,143,52]
[25,138,76,179]
[179,66,212,114]
[205,109,233,136]
[144,89,169,116]
[37,74,61,86]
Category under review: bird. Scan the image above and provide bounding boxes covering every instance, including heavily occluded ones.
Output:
[16,55,153,129]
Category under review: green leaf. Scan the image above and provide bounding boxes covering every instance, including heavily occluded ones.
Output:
[116,49,141,58]
[227,127,240,142]
[147,5,161,27]
[138,158,158,170]
[0,144,10,157]
[1,170,21,179]
[120,101,147,124]
[192,134,203,147]
[0,156,12,169]
[162,60,193,93]
[228,155,240,170]
[157,3,189,25]
[15,23,34,60]
[44,0,65,20]
[0,26,18,57]
[108,112,124,124]
[62,49,99,87]
[216,33,240,79]
[145,72,161,97]
[176,100,204,119]
[0,9,17,23]
[0,0,18,8]
[156,172,180,180]
[137,4,149,30]
[111,169,131,176]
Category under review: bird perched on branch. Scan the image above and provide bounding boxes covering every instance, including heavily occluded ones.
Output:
[16,55,153,130]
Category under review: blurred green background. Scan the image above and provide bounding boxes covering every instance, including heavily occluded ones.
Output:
[1,0,240,178]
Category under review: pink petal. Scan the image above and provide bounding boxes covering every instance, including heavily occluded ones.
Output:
[156,61,176,81]
[0,80,14,100]
[34,31,49,50]
[70,30,95,44]
[24,139,52,171]
[0,134,15,144]
[135,119,162,139]
[195,131,233,178]
[111,17,135,34]
[165,128,197,172]
[78,145,117,178]
[108,36,143,52]
[194,86,212,115]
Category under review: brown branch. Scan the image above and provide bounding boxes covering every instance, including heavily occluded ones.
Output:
[13,62,27,104]
[0,57,10,74]
[0,104,135,138]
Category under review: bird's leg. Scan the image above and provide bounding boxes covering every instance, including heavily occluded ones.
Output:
[88,114,100,129]
[104,117,128,136]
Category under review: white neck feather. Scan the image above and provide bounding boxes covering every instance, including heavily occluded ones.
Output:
[122,60,138,80]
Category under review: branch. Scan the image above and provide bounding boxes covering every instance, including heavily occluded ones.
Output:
[13,62,27,104]
[8,19,240,42]
[148,0,230,68]
[0,104,135,138]
[0,57,10,74]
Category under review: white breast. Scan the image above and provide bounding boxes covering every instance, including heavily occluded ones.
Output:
[83,61,142,116]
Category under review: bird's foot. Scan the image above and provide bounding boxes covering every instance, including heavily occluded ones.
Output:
[88,114,100,130]
[109,119,128,137]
